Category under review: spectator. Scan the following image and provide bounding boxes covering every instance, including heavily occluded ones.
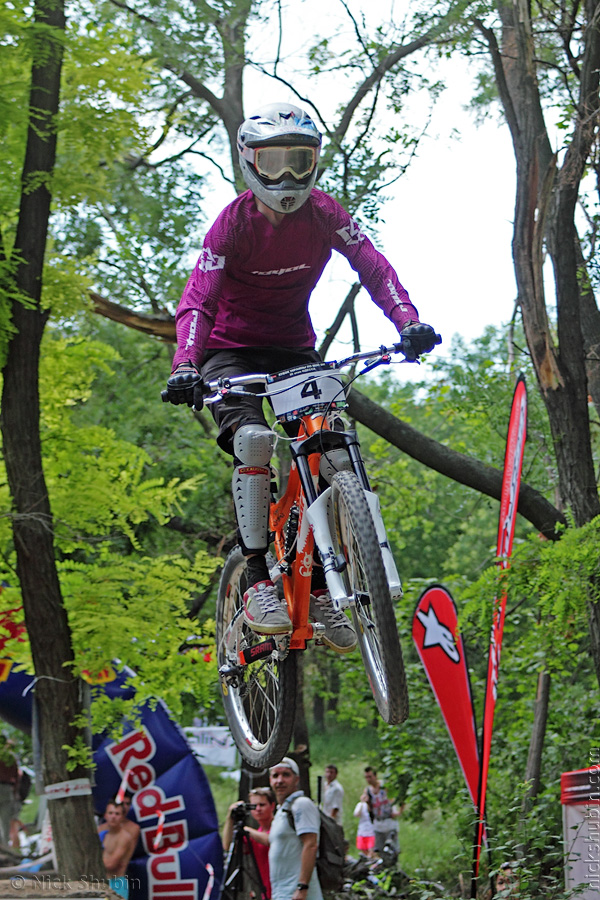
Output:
[353,790,375,858]
[112,792,141,846]
[322,764,344,825]
[0,736,18,848]
[495,861,520,897]
[9,765,31,850]
[222,786,276,899]
[98,801,137,899]
[268,757,322,900]
[363,766,401,860]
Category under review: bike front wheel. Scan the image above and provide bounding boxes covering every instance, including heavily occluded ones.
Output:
[216,546,297,768]
[330,471,409,724]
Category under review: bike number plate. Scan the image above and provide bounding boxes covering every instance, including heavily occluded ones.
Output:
[266,364,347,421]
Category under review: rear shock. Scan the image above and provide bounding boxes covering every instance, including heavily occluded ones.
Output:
[279,503,300,575]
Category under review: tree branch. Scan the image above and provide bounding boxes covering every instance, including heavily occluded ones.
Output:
[90,294,564,539]
[90,292,176,340]
[346,387,566,539]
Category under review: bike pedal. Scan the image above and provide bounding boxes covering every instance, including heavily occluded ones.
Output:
[312,622,326,636]
[273,633,291,655]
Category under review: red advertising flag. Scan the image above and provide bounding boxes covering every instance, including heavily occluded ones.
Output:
[412,584,480,807]
[472,376,527,889]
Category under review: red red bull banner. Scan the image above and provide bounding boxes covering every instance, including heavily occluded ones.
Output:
[412,585,479,806]
[472,376,527,889]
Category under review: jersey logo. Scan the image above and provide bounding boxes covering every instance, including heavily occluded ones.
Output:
[387,279,409,313]
[336,220,365,246]
[198,247,225,272]
[185,310,198,350]
[251,264,311,276]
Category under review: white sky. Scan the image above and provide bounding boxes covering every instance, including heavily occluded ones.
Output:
[308,64,518,367]
[194,0,519,375]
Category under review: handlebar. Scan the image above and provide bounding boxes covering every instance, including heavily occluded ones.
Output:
[161,333,442,403]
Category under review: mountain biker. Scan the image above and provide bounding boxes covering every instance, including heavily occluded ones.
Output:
[164,102,439,649]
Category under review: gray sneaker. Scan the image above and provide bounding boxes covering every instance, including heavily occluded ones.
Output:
[310,591,357,653]
[243,580,292,634]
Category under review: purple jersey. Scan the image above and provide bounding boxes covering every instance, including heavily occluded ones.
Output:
[173,189,419,368]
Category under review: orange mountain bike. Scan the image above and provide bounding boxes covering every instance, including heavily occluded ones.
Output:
[211,338,440,767]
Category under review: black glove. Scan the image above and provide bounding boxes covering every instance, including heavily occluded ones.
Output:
[400,323,439,361]
[165,362,204,409]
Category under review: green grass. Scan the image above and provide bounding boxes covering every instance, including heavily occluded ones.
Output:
[204,725,463,885]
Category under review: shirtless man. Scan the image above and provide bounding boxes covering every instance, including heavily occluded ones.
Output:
[98,801,136,899]
[115,792,141,845]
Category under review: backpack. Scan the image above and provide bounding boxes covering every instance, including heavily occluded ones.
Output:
[285,798,345,892]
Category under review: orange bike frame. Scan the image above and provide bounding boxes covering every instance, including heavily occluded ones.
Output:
[269,414,329,650]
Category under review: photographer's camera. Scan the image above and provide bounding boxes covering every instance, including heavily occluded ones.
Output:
[231,802,257,822]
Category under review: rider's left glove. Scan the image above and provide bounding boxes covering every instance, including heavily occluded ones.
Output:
[400,323,439,361]
[165,361,204,409]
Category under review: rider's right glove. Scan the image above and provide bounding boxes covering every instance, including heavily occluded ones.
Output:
[401,323,439,361]
[165,361,204,409]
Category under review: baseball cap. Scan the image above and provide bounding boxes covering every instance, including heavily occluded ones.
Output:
[270,756,300,776]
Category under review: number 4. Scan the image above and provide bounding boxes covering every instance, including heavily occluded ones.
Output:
[300,379,322,400]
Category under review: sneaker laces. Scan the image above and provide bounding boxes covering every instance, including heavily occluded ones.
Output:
[313,594,348,629]
[254,583,283,614]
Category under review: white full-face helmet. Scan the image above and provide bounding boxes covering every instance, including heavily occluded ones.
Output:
[237,103,322,214]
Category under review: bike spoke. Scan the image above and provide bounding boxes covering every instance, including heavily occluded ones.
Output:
[216,548,297,764]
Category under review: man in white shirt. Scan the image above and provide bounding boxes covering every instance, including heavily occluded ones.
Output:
[268,758,323,900]
[322,765,344,826]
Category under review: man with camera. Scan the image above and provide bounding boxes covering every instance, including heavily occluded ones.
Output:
[222,787,276,899]
[268,758,322,900]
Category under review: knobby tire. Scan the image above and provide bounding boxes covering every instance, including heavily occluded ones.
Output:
[216,546,297,768]
[331,471,409,724]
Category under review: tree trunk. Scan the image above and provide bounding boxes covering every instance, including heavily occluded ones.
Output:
[484,0,600,688]
[518,670,550,858]
[522,670,550,807]
[0,0,103,879]
[292,656,312,797]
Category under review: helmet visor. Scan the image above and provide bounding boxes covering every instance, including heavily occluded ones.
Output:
[243,145,318,181]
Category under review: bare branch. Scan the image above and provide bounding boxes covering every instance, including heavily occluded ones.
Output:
[89,293,563,538]
[90,292,176,340]
[318,284,361,357]
[346,387,566,539]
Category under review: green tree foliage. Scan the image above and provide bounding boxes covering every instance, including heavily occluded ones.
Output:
[70,316,236,564]
[0,333,218,724]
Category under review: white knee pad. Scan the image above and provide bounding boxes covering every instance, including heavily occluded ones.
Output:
[233,424,275,467]
[232,425,275,552]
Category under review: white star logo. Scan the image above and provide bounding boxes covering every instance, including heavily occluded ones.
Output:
[416,605,460,663]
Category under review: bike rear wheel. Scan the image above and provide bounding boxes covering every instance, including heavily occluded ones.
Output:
[330,471,409,724]
[216,546,297,767]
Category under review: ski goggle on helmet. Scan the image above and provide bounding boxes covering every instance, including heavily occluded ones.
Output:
[240,144,318,181]
[237,103,322,214]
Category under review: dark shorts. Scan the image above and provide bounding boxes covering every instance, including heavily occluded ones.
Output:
[201,347,322,454]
